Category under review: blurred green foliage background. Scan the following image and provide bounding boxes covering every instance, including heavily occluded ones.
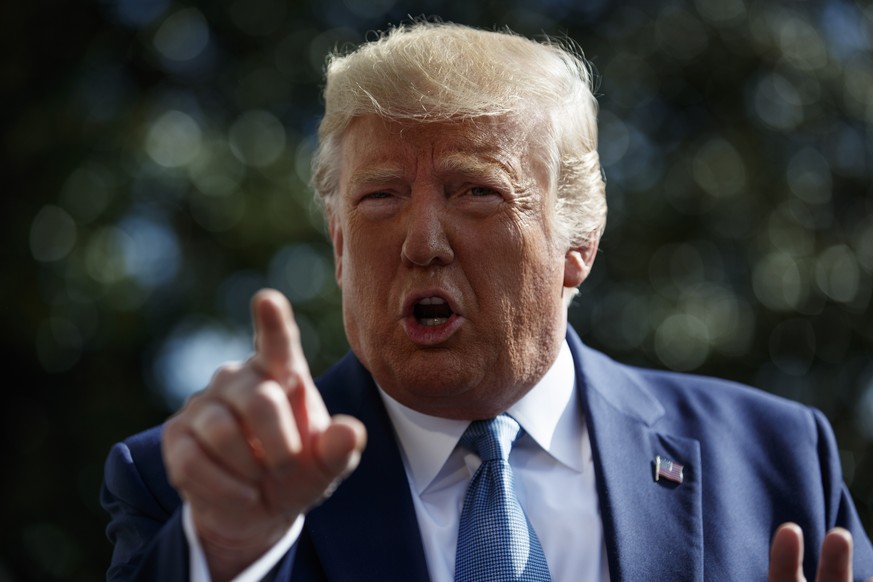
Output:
[3,0,872,579]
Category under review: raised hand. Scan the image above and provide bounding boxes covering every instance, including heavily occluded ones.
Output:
[769,522,872,582]
[162,289,367,581]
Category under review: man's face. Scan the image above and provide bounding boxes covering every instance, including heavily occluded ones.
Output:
[329,114,590,419]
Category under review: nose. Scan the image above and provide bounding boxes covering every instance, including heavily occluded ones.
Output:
[401,193,454,267]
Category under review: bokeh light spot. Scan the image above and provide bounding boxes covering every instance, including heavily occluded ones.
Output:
[598,109,631,167]
[767,206,816,256]
[692,137,747,199]
[752,252,807,311]
[843,60,873,120]
[787,147,832,205]
[30,205,77,263]
[654,313,710,371]
[117,214,181,288]
[822,1,870,62]
[189,139,246,197]
[775,13,827,71]
[229,110,286,167]
[153,319,252,409]
[84,226,132,284]
[59,162,116,224]
[751,73,804,130]
[815,245,860,304]
[825,124,868,178]
[590,289,652,351]
[153,8,210,62]
[268,244,329,303]
[683,282,752,354]
[708,290,754,357]
[612,126,664,192]
[146,110,203,168]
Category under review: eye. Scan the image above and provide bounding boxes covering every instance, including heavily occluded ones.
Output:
[469,186,499,197]
[363,191,392,200]
[455,184,504,216]
[355,190,401,219]
[357,191,398,206]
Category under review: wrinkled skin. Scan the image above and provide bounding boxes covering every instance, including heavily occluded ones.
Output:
[329,114,594,419]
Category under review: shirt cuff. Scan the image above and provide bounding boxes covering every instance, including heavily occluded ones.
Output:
[183,502,304,582]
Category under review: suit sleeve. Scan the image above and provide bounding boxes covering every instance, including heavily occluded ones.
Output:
[101,428,303,581]
[101,437,191,581]
[812,408,873,579]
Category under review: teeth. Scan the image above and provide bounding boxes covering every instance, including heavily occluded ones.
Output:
[418,297,446,305]
[412,296,451,327]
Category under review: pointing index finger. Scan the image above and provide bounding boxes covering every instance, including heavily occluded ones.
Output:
[250,289,310,385]
[249,289,331,436]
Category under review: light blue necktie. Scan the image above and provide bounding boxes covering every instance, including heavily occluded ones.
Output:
[454,415,552,582]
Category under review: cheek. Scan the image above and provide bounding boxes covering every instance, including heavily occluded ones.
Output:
[505,228,565,315]
[469,220,560,317]
[501,213,563,279]
[341,224,397,312]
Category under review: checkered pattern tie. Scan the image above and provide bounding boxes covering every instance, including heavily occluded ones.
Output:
[454,415,552,581]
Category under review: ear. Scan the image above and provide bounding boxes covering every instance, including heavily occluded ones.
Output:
[563,238,600,288]
[327,209,343,287]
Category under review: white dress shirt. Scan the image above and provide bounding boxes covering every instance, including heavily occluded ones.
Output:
[184,340,610,581]
[381,340,610,582]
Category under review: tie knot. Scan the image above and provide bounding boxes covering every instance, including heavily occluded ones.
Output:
[459,414,522,462]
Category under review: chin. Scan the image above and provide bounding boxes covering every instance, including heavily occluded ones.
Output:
[394,365,478,397]
[386,366,529,419]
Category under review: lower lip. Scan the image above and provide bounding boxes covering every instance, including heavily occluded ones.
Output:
[401,314,464,345]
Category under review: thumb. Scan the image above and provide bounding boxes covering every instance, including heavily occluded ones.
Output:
[315,415,367,480]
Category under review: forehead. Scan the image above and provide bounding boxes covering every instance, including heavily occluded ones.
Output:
[338,114,545,185]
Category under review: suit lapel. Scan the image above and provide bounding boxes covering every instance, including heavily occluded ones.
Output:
[568,329,704,581]
[303,354,431,581]
[302,334,704,581]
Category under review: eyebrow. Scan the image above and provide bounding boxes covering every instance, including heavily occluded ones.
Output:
[438,153,519,189]
[346,153,520,191]
[347,166,406,190]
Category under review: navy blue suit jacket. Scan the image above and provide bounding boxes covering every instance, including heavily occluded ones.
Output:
[102,327,873,580]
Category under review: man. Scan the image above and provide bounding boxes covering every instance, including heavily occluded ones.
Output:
[102,21,873,581]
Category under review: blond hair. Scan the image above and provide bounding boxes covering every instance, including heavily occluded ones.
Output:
[311,21,606,250]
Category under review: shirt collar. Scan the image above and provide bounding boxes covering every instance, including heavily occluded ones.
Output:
[379,340,584,495]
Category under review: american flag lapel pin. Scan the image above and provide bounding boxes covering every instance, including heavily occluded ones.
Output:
[654,455,684,484]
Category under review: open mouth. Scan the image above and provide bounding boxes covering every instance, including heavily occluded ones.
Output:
[413,297,454,327]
